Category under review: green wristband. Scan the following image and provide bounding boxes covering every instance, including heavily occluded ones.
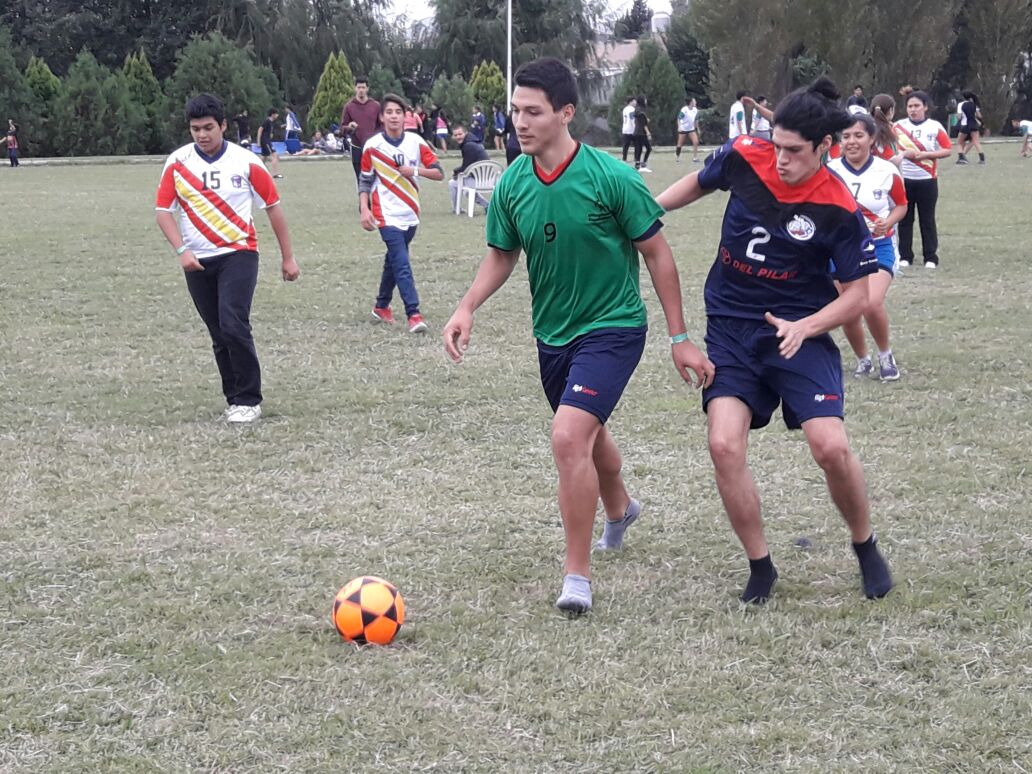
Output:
[176,244,190,255]
[669,332,689,345]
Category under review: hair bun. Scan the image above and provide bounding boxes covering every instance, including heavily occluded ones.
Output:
[808,76,840,102]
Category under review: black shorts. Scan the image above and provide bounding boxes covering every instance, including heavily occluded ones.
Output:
[260,143,273,158]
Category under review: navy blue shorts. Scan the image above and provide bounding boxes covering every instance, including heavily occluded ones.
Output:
[537,326,647,424]
[703,316,845,430]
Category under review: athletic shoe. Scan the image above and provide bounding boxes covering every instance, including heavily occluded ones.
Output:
[924,261,937,269]
[408,314,428,333]
[879,352,900,381]
[638,166,653,173]
[226,404,261,423]
[371,306,395,324]
[595,498,641,551]
[273,174,284,178]
[978,159,986,165]
[853,356,874,378]
[675,156,681,163]
[899,260,911,268]
[555,574,592,614]
[692,158,701,163]
[956,156,968,165]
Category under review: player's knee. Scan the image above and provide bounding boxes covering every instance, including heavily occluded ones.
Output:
[809,435,851,473]
[708,432,746,470]
[551,423,592,467]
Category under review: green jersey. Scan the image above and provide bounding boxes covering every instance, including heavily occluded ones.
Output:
[485,143,664,346]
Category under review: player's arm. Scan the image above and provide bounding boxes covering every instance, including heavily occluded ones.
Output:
[636,232,715,388]
[742,97,773,122]
[765,276,869,359]
[265,204,300,281]
[442,246,521,363]
[1022,133,1030,157]
[656,170,713,211]
[156,210,204,272]
[358,156,377,231]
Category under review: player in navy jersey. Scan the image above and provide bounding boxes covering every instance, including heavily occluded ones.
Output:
[658,77,893,604]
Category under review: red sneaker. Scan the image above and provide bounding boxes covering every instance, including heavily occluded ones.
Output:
[408,313,428,333]
[371,306,395,324]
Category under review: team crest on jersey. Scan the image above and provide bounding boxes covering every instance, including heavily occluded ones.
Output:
[873,189,883,200]
[786,214,816,241]
[231,175,244,189]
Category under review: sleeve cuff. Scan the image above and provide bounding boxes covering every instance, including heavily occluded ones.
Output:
[632,219,663,243]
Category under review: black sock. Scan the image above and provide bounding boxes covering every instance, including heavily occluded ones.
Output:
[741,554,778,604]
[958,153,966,161]
[852,534,893,599]
[675,147,681,158]
[979,152,985,161]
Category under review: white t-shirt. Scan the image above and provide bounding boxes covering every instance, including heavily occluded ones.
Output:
[1018,120,1032,136]
[752,111,770,133]
[155,141,279,259]
[622,104,636,135]
[360,131,440,228]
[827,155,908,237]
[894,118,951,180]
[728,100,746,139]
[678,105,697,132]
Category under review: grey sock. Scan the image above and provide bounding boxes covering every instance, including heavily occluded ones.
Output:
[556,573,592,614]
[595,498,642,551]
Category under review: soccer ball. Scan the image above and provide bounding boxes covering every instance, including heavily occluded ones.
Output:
[333,576,405,646]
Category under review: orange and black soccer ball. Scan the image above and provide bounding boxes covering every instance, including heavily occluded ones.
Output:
[333,576,405,646]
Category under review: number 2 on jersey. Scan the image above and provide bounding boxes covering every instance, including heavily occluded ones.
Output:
[746,226,770,262]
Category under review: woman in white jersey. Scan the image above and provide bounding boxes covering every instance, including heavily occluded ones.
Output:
[828,114,908,381]
[675,97,700,162]
[894,90,951,268]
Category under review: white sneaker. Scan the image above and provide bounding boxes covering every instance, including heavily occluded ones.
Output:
[225,404,262,423]
[638,166,653,173]
[899,260,911,268]
[924,261,937,269]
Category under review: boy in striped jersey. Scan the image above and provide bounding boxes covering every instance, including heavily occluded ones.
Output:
[359,93,444,333]
[156,93,300,423]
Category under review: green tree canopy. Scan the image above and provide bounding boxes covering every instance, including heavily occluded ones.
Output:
[309,51,355,133]
[123,51,169,153]
[664,14,711,108]
[369,64,404,102]
[470,60,506,112]
[166,32,281,149]
[429,74,474,131]
[607,40,685,144]
[0,26,37,138]
[614,0,653,40]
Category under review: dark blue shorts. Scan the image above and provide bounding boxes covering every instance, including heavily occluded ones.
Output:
[703,316,845,430]
[537,326,647,424]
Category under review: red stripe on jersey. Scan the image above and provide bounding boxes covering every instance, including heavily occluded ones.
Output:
[377,176,420,215]
[889,175,907,206]
[248,162,280,207]
[419,143,439,168]
[534,142,581,184]
[156,164,177,208]
[173,161,251,232]
[182,202,231,247]
[371,190,385,228]
[367,146,400,171]
[733,136,858,210]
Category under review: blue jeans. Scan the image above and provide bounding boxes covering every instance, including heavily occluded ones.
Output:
[376,226,420,317]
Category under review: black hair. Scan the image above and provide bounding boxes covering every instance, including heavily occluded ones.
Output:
[907,90,930,107]
[452,121,467,130]
[756,95,768,104]
[736,90,748,101]
[267,107,278,116]
[381,92,408,113]
[355,76,368,86]
[961,90,979,106]
[772,76,851,149]
[854,84,864,91]
[514,57,578,111]
[186,93,226,124]
[845,112,877,137]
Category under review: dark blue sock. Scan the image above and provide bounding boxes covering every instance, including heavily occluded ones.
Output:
[741,554,778,604]
[852,534,893,599]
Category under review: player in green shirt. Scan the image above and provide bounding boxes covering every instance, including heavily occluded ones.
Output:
[443,58,714,614]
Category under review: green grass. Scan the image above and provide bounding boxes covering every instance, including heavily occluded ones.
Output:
[2,148,1031,772]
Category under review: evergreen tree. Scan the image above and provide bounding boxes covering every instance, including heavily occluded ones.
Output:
[368,64,404,101]
[0,26,37,149]
[23,55,59,155]
[470,60,506,114]
[123,51,169,153]
[309,51,355,133]
[166,32,280,149]
[429,73,474,131]
[664,14,711,107]
[51,50,146,156]
[614,0,653,40]
[607,40,685,145]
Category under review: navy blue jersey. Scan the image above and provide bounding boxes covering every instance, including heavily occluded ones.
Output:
[698,136,877,321]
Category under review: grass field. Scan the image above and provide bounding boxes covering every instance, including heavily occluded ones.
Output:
[2,146,1031,772]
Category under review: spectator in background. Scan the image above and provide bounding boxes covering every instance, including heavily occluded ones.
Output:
[404,106,423,135]
[3,119,19,167]
[633,95,652,173]
[415,104,429,138]
[341,77,382,185]
[448,123,491,214]
[431,105,449,153]
[750,96,772,140]
[1010,117,1032,156]
[257,108,282,178]
[728,90,748,139]
[621,96,637,162]
[847,85,868,111]
[470,105,486,144]
[233,109,252,146]
[492,104,506,150]
[284,105,302,141]
[956,90,985,165]
[675,96,700,163]
[504,110,521,165]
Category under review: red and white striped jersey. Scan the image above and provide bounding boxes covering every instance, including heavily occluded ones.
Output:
[827,155,907,237]
[894,118,951,180]
[155,141,279,258]
[360,131,439,228]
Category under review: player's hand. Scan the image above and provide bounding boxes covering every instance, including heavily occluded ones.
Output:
[359,208,376,232]
[443,308,473,363]
[179,249,204,272]
[741,96,755,108]
[672,340,715,389]
[281,256,300,281]
[398,165,416,179]
[765,311,810,359]
[871,217,889,238]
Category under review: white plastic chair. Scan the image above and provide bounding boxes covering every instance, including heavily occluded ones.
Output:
[455,160,503,217]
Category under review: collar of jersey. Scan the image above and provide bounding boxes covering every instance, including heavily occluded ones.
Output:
[840,155,875,176]
[379,131,406,148]
[533,142,581,185]
[195,140,228,163]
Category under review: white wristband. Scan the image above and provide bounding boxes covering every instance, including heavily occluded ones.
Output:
[176,244,189,255]
[413,167,419,179]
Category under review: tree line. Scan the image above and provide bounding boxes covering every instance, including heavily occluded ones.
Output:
[1,0,1030,157]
